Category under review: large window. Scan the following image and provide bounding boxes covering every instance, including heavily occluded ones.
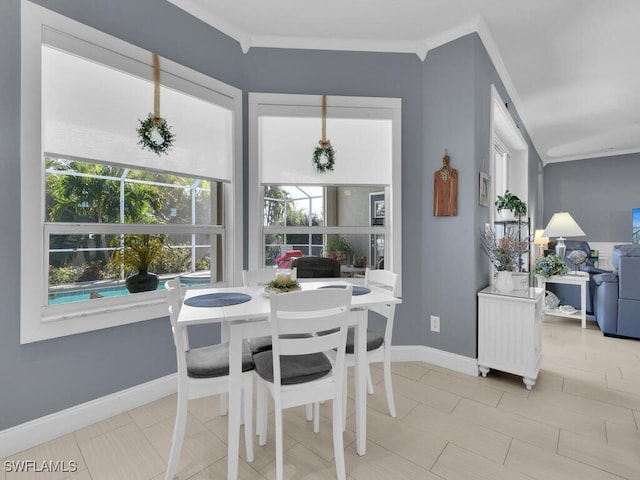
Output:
[248,94,401,289]
[21,2,242,343]
[263,185,386,270]
[45,159,219,305]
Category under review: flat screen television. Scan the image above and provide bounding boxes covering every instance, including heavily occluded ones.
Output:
[633,208,640,244]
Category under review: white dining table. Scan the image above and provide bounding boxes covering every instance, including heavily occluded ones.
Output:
[177,279,401,480]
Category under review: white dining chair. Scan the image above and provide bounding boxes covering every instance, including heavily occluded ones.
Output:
[254,287,352,480]
[164,279,255,480]
[342,268,399,425]
[242,268,319,428]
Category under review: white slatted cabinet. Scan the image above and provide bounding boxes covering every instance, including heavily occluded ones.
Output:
[477,286,544,390]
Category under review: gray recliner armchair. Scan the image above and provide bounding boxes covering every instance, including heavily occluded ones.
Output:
[545,240,609,314]
[593,244,640,338]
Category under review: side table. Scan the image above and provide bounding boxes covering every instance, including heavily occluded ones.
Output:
[477,286,544,390]
[537,271,589,328]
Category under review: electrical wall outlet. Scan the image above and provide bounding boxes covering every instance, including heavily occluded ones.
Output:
[430,315,440,332]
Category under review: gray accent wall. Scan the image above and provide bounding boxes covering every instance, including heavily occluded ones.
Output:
[543,154,640,242]
[1,0,540,430]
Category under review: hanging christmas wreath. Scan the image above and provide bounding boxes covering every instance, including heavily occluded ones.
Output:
[312,95,336,173]
[312,141,335,173]
[137,53,175,156]
[137,114,175,155]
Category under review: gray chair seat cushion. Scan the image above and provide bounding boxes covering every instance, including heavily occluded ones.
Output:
[318,327,385,353]
[249,334,313,355]
[253,351,332,385]
[345,328,384,354]
[186,340,253,378]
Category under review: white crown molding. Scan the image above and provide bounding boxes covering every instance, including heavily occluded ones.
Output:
[0,374,177,458]
[245,33,421,56]
[417,15,481,61]
[165,0,550,163]
[543,146,640,165]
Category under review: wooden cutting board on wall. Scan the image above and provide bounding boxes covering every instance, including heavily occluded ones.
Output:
[433,153,458,216]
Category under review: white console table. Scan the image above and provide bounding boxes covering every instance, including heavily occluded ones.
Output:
[537,271,589,328]
[477,286,544,390]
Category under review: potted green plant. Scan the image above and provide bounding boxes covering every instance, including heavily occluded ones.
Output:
[323,235,355,265]
[495,190,527,218]
[108,234,174,293]
[534,254,569,279]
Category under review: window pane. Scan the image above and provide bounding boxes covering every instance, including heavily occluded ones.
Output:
[264,185,385,227]
[45,158,217,225]
[264,185,324,227]
[326,187,385,227]
[48,232,218,305]
[262,233,383,271]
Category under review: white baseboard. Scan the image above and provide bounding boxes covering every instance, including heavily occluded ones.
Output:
[1,345,478,458]
[0,374,177,458]
[391,345,479,376]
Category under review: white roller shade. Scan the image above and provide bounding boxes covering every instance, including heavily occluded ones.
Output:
[259,108,392,185]
[42,44,233,181]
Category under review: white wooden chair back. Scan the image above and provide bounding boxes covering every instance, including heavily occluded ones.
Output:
[242,268,277,287]
[269,287,352,392]
[364,268,398,328]
[166,279,189,368]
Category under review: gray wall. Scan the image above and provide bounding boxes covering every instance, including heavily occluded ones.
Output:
[420,34,542,357]
[543,154,640,242]
[1,0,539,430]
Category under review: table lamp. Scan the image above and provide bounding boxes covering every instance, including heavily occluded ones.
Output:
[542,212,585,259]
[533,229,549,257]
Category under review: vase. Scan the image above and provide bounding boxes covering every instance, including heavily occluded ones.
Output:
[126,270,159,293]
[495,270,514,293]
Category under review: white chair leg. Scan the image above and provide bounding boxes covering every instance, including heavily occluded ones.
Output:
[255,380,263,436]
[313,401,320,433]
[257,380,268,446]
[220,393,228,416]
[243,375,254,462]
[383,349,396,417]
[306,403,313,421]
[165,391,188,480]
[367,364,374,395]
[342,374,348,432]
[274,404,284,480]
[332,388,347,480]
[219,323,230,416]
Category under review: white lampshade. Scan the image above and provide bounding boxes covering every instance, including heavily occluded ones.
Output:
[542,212,585,238]
[533,229,549,257]
[533,229,549,245]
[542,212,585,260]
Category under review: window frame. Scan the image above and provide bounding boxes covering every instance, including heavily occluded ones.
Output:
[20,1,243,343]
[248,93,402,292]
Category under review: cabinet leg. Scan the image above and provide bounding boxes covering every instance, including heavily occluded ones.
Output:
[523,377,536,390]
[478,365,490,378]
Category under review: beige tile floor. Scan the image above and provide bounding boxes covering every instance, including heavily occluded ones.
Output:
[3,315,640,480]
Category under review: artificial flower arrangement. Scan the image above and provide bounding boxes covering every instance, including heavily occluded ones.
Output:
[265,277,301,293]
[480,225,529,272]
[534,254,569,278]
